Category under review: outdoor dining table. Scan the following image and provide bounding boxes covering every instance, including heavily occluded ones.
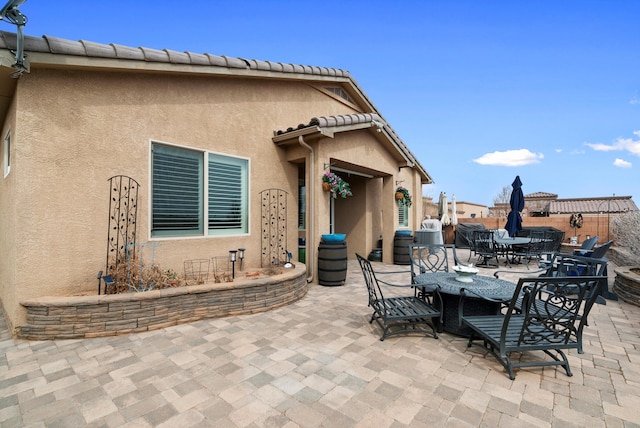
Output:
[493,236,532,266]
[414,271,517,336]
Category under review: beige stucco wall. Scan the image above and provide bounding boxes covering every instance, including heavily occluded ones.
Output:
[457,202,488,219]
[308,130,423,264]
[0,94,18,332]
[0,66,426,330]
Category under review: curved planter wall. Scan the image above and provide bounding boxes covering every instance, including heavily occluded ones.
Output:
[613,266,640,307]
[18,265,307,340]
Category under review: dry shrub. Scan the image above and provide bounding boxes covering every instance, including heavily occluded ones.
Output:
[107,254,186,294]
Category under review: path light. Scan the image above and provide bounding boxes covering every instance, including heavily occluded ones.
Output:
[238,248,245,270]
[229,250,237,279]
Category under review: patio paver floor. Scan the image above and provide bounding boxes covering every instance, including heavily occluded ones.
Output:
[1,249,639,427]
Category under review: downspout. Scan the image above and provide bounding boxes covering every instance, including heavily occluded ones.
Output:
[298,135,314,283]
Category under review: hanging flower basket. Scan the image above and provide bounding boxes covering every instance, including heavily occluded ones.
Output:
[322,172,352,199]
[395,186,412,207]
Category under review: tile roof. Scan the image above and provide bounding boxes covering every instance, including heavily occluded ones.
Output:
[525,192,558,198]
[273,113,431,183]
[0,31,431,183]
[0,30,350,77]
[275,113,383,134]
[549,197,638,214]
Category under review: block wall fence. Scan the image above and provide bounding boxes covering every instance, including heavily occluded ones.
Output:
[457,216,615,244]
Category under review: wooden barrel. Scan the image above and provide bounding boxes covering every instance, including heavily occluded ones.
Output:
[318,241,348,286]
[393,233,413,265]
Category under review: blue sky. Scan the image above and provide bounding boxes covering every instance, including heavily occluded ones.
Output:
[9,0,639,206]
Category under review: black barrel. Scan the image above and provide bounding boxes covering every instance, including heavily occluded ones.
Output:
[393,232,413,265]
[318,241,348,286]
[367,249,382,262]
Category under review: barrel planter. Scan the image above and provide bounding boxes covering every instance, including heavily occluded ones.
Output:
[393,231,413,265]
[318,238,348,286]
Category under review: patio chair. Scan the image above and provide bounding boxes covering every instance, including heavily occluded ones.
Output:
[472,230,499,268]
[408,244,449,323]
[494,251,609,353]
[583,240,612,259]
[540,230,564,262]
[466,229,478,262]
[356,254,441,341]
[511,230,546,269]
[573,235,599,256]
[462,275,606,379]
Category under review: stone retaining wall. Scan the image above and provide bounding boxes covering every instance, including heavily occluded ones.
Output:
[18,265,307,340]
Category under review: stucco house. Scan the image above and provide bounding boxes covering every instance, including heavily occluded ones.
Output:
[0,31,432,333]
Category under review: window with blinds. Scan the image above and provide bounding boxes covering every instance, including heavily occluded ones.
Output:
[151,143,248,237]
[208,155,247,234]
[398,202,409,227]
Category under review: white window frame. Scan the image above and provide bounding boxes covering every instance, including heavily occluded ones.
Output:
[3,130,10,177]
[150,141,249,239]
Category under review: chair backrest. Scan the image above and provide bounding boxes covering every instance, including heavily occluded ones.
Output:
[547,230,565,253]
[580,235,599,250]
[543,253,608,277]
[503,276,606,345]
[589,240,613,259]
[409,244,449,279]
[356,253,385,309]
[473,230,495,254]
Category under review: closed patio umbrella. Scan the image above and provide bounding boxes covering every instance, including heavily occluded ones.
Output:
[451,194,458,226]
[440,192,451,226]
[505,175,524,237]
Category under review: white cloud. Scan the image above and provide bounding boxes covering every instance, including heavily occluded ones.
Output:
[614,158,632,168]
[585,130,640,156]
[473,149,543,167]
[554,148,563,153]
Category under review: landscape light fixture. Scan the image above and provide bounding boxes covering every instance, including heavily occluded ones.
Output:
[0,0,29,77]
[237,248,245,269]
[229,250,238,279]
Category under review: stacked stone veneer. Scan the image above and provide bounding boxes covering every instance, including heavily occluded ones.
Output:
[18,265,307,340]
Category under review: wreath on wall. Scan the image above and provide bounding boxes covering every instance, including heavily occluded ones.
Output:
[569,213,584,236]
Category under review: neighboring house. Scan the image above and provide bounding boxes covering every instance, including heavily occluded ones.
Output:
[454,201,487,219]
[422,197,487,220]
[547,196,638,217]
[489,193,638,218]
[0,31,432,331]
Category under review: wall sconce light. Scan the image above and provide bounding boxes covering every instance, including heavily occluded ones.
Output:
[229,250,238,279]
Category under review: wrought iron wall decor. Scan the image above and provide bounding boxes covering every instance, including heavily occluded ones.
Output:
[105,175,139,293]
[260,188,288,267]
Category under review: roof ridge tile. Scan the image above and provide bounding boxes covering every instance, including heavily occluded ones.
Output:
[80,40,116,58]
[42,35,86,56]
[163,48,191,64]
[138,46,169,62]
[110,43,145,60]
